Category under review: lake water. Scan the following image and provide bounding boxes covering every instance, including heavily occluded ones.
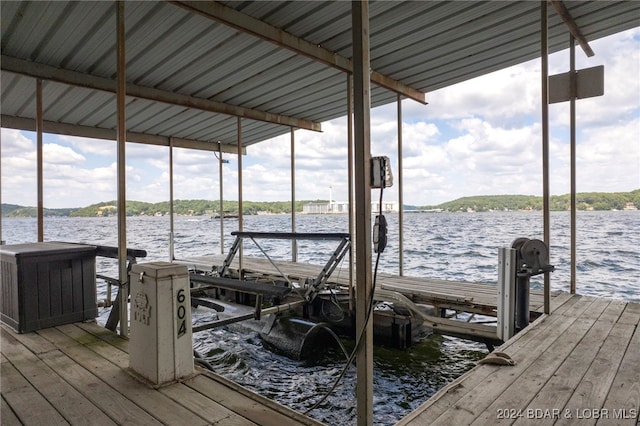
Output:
[2,211,638,425]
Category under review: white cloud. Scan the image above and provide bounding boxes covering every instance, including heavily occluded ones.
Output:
[43,143,86,165]
[1,31,638,208]
[58,135,116,157]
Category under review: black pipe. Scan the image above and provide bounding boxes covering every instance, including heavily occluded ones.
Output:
[515,273,530,331]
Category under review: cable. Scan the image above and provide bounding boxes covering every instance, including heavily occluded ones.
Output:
[304,184,386,414]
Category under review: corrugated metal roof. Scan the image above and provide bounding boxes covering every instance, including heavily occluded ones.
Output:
[1,1,639,150]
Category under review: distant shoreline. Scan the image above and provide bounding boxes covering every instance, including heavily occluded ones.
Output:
[2,190,638,218]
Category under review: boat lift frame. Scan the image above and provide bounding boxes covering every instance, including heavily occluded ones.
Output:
[191,231,351,333]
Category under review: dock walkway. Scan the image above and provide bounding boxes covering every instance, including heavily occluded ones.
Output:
[397,294,640,425]
[2,264,638,425]
[1,322,322,426]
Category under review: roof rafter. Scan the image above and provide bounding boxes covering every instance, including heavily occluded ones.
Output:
[1,114,245,154]
[550,0,595,57]
[170,0,427,105]
[0,55,321,132]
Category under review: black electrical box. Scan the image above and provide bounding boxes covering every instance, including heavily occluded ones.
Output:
[1,242,97,333]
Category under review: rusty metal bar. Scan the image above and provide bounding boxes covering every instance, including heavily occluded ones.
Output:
[550,0,595,57]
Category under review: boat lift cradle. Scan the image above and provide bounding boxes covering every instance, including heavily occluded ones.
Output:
[186,230,503,354]
[189,231,351,333]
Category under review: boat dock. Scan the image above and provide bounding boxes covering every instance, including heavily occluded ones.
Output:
[2,288,638,425]
[177,254,574,344]
[1,321,322,426]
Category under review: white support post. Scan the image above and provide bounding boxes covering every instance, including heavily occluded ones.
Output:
[129,262,193,385]
[497,247,517,340]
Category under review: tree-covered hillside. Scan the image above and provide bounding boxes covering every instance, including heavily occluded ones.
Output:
[2,190,638,217]
[68,199,319,217]
[421,189,640,212]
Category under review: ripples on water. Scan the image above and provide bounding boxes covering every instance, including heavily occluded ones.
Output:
[3,211,638,425]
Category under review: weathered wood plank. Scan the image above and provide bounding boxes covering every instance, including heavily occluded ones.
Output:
[36,327,210,425]
[76,321,130,352]
[596,321,640,426]
[470,297,610,425]
[0,357,69,425]
[418,296,603,425]
[38,348,163,425]
[396,294,589,425]
[185,373,324,426]
[616,301,640,325]
[3,323,57,354]
[1,395,23,426]
[1,329,117,425]
[554,320,637,425]
[66,323,325,426]
[160,383,259,426]
[55,323,129,369]
[514,300,628,426]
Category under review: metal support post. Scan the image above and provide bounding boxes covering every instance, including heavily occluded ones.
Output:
[352,1,374,424]
[291,128,297,262]
[541,1,551,315]
[169,138,175,260]
[397,94,404,276]
[36,79,44,242]
[116,0,128,336]
[570,35,577,294]
[237,117,243,272]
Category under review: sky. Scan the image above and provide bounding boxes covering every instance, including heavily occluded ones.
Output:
[1,29,639,209]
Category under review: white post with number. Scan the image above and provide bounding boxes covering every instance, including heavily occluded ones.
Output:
[129,261,193,385]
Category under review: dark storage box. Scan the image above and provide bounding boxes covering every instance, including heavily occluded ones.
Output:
[1,242,97,333]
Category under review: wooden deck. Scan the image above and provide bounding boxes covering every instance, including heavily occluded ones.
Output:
[397,294,640,425]
[0,321,322,426]
[2,267,637,426]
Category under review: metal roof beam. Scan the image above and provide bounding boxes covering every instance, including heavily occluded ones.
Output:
[0,114,245,154]
[0,55,321,132]
[550,0,595,57]
[170,1,427,105]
